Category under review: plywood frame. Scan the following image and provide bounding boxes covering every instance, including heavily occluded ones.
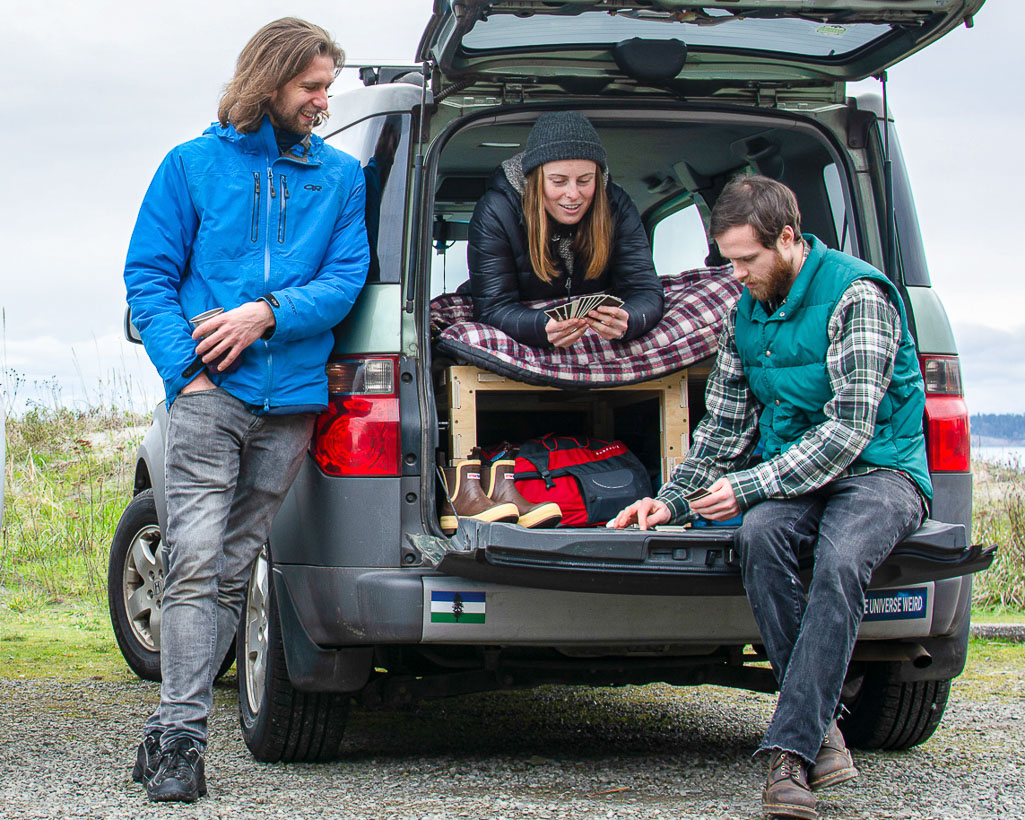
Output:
[438,365,690,479]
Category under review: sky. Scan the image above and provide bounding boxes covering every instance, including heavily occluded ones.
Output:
[0,1,1022,415]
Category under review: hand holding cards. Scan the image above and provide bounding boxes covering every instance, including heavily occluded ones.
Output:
[544,293,624,322]
[684,486,712,503]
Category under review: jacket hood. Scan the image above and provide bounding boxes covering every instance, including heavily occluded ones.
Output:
[202,115,325,162]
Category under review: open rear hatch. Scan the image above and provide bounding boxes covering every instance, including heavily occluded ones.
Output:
[420,1,984,99]
[422,518,994,595]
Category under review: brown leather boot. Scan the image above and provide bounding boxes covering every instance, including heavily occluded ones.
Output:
[762,751,817,820]
[439,459,519,535]
[808,720,858,791]
[482,459,562,528]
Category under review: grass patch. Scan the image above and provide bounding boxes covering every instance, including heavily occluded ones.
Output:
[959,636,1025,700]
[971,459,1025,612]
[0,599,133,681]
[1,406,146,605]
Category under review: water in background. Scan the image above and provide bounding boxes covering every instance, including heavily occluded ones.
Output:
[975,445,1025,468]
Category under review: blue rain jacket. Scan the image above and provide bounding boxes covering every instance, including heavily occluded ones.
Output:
[124,116,369,411]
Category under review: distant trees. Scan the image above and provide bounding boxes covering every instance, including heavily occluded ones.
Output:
[971,413,1025,443]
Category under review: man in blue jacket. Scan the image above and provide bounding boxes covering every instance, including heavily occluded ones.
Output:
[612,176,930,820]
[123,18,369,802]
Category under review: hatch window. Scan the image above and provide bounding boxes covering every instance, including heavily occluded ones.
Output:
[464,10,887,59]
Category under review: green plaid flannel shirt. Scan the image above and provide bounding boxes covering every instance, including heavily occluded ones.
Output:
[657,278,915,523]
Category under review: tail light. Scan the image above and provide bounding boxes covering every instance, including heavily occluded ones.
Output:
[311,356,400,477]
[920,355,970,472]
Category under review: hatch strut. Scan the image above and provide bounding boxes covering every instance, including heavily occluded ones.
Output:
[877,70,896,279]
[406,59,435,314]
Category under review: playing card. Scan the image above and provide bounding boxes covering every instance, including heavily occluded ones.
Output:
[684,487,712,502]
[592,293,624,310]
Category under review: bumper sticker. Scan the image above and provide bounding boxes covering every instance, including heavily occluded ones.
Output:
[431,591,485,624]
[863,587,928,622]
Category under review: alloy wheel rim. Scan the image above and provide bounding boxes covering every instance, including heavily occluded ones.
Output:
[122,524,163,652]
[244,549,270,713]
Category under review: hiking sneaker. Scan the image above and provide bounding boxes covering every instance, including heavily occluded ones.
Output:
[146,738,207,803]
[762,750,817,820]
[131,730,162,784]
[808,720,858,791]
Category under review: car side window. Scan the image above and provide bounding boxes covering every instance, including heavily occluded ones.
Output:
[651,203,712,275]
[823,163,853,253]
[326,114,412,284]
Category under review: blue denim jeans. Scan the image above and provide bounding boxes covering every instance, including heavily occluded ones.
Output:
[734,470,925,764]
[143,387,314,749]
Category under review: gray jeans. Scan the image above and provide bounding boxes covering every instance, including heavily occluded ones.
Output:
[144,387,314,749]
[734,470,925,764]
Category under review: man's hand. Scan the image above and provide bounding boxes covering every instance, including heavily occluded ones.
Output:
[608,497,671,530]
[180,370,216,395]
[688,476,741,521]
[586,305,629,341]
[546,316,588,348]
[192,301,275,372]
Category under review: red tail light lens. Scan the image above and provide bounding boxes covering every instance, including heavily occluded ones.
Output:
[919,355,970,472]
[312,356,400,477]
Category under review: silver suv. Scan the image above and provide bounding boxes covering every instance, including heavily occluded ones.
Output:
[110,1,994,763]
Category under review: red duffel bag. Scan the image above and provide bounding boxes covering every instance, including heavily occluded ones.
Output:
[512,434,653,527]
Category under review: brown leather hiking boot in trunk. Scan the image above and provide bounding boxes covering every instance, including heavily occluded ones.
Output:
[482,459,562,529]
[439,459,519,535]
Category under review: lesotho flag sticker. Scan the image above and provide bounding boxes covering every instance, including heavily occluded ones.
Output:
[431,591,486,624]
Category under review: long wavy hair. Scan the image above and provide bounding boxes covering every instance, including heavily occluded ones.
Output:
[522,164,612,284]
[218,18,344,134]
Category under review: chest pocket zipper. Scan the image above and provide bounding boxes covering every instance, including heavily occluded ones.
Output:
[250,173,261,242]
[277,175,289,244]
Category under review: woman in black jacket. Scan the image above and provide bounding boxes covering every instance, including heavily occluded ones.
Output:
[467,112,664,348]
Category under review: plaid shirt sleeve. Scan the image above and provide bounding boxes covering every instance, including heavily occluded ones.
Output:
[655,306,761,522]
[727,279,901,509]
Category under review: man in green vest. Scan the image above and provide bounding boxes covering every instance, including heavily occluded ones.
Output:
[610,175,931,820]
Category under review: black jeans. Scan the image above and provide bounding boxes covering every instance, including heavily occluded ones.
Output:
[735,470,925,763]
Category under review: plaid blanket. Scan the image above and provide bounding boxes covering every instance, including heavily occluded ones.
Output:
[430,267,742,388]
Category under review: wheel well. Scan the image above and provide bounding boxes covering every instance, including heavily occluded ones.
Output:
[133,460,152,494]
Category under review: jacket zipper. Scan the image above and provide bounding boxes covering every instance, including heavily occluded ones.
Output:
[250,173,261,242]
[277,175,288,243]
[264,166,276,411]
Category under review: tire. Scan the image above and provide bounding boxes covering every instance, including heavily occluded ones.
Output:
[237,549,350,762]
[107,488,235,682]
[108,490,164,681]
[840,661,952,750]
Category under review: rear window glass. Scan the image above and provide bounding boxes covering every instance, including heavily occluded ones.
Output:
[463,11,887,59]
[652,204,710,275]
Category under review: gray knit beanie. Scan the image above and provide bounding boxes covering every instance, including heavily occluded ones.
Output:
[521,112,607,177]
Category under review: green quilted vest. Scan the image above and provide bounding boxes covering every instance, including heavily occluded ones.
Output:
[733,235,932,502]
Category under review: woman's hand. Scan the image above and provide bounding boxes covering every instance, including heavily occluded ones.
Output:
[546,317,589,348]
[586,305,629,341]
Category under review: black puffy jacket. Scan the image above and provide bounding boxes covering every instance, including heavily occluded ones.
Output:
[467,166,664,347]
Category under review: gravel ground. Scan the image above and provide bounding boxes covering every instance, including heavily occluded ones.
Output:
[1,675,1023,820]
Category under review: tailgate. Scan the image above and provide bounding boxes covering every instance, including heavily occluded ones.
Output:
[429,518,994,596]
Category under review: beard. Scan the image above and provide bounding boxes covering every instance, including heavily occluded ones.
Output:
[267,99,328,135]
[748,249,798,304]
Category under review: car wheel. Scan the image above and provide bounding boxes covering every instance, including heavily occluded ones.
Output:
[840,661,951,750]
[108,488,235,682]
[108,489,164,681]
[237,548,350,762]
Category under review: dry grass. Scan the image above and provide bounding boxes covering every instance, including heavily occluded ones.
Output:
[971,458,1025,612]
